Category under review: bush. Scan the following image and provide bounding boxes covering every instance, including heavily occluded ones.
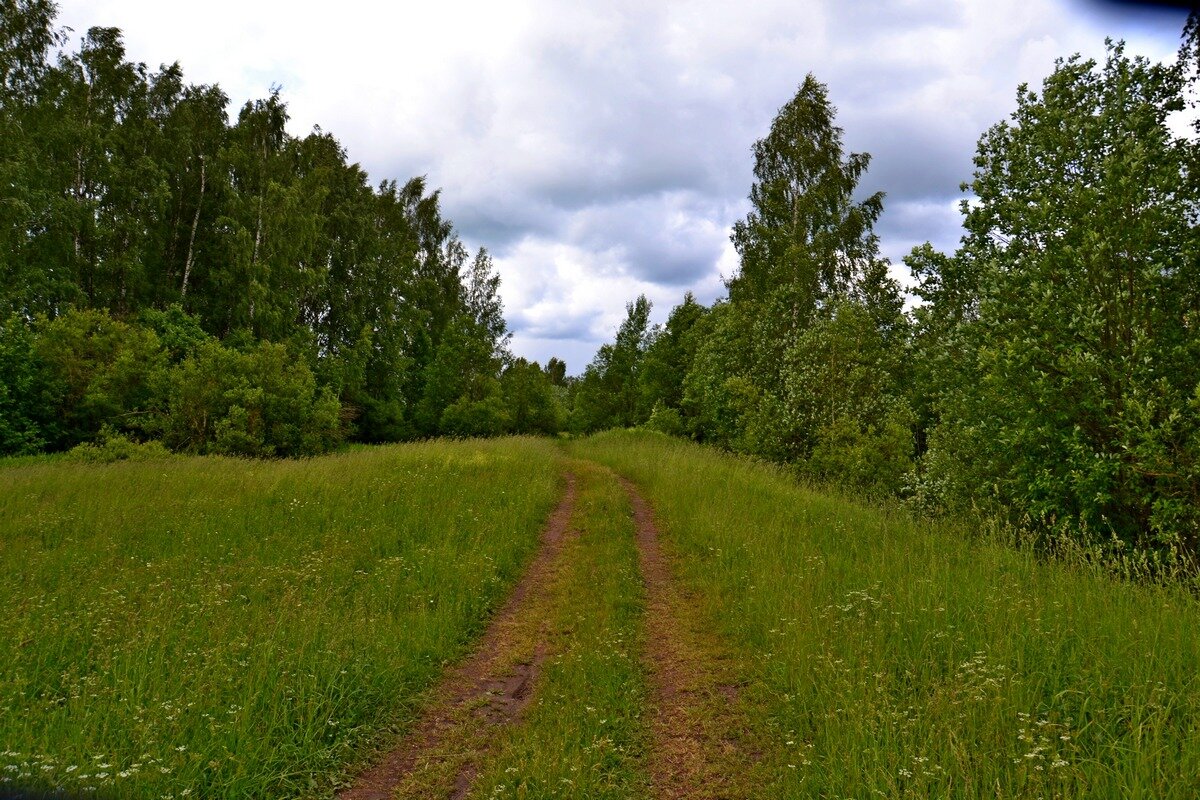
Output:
[33,308,168,448]
[500,358,563,435]
[161,341,343,457]
[0,316,54,454]
[67,427,172,464]
[644,401,684,437]
[809,402,916,495]
[441,383,510,438]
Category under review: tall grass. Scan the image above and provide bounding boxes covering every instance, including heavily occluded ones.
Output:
[574,431,1200,798]
[0,438,563,798]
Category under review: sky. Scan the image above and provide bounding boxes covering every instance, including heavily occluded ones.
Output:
[56,0,1191,372]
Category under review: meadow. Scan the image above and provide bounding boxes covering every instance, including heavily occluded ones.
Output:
[0,438,563,798]
[4,432,1200,798]
[574,431,1200,798]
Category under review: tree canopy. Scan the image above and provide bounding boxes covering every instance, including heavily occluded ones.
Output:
[576,21,1200,569]
[0,4,564,455]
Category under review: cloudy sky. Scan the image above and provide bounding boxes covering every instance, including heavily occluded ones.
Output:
[57,0,1190,371]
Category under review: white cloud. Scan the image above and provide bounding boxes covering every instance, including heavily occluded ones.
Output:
[56,0,1190,372]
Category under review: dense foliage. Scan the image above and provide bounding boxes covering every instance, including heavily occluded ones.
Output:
[576,26,1200,565]
[0,1,564,456]
[2,2,1197,563]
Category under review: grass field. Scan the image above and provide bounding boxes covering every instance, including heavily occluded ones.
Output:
[5,431,1200,798]
[0,438,563,798]
[573,431,1200,798]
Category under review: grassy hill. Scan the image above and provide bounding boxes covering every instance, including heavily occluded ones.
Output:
[3,431,1199,798]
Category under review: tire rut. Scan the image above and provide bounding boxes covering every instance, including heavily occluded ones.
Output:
[338,473,577,800]
[620,476,755,800]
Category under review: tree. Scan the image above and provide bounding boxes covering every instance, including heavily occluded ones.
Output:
[0,0,61,317]
[465,248,510,360]
[781,298,913,491]
[501,358,563,435]
[571,295,651,432]
[919,40,1200,556]
[544,357,567,387]
[33,308,168,448]
[695,76,896,463]
[680,301,758,448]
[0,315,54,453]
[638,291,707,418]
[728,75,884,326]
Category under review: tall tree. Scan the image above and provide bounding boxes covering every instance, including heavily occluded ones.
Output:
[920,40,1200,555]
[638,291,707,417]
[728,74,884,325]
[572,295,652,432]
[0,0,61,317]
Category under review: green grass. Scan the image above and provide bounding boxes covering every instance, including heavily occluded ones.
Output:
[9,430,1200,799]
[468,460,649,799]
[573,430,1200,799]
[0,438,564,798]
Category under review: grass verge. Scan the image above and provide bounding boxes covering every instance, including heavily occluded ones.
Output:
[574,430,1200,799]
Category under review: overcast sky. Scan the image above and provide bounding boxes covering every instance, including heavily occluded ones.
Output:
[56,0,1190,372]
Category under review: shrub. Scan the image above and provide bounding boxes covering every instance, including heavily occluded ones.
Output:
[644,401,684,437]
[0,316,54,454]
[162,341,343,457]
[808,402,916,495]
[33,309,168,448]
[67,426,172,464]
[441,382,510,438]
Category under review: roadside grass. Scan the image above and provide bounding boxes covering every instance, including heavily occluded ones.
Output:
[466,460,649,799]
[574,430,1200,799]
[0,437,564,799]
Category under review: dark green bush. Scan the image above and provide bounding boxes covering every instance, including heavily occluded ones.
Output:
[162,341,343,457]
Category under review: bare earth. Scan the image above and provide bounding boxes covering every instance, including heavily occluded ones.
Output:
[620,476,757,799]
[337,473,578,800]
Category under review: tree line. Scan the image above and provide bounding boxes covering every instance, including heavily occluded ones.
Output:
[0,0,567,458]
[1,2,1197,566]
[570,22,1200,567]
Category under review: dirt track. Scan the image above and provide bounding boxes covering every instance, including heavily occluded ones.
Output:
[337,473,577,800]
[339,468,752,799]
[621,476,755,800]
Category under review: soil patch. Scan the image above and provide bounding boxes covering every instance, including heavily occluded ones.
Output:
[620,476,756,799]
[338,474,577,800]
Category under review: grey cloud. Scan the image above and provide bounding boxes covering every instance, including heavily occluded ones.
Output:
[827,0,966,36]
[59,0,1188,367]
[511,312,602,341]
[565,194,734,286]
[876,199,966,264]
[452,199,567,249]
[848,118,977,204]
